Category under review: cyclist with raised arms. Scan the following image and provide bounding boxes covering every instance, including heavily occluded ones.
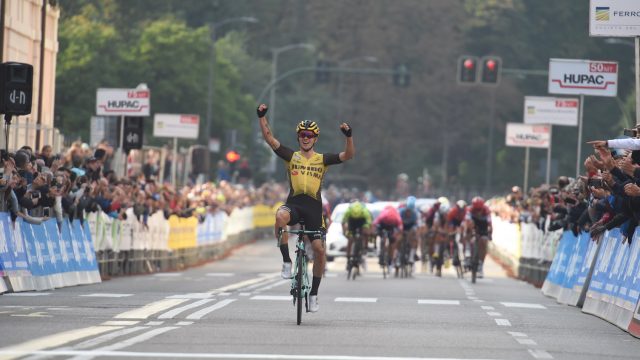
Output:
[465,196,492,278]
[257,104,354,313]
[342,200,373,271]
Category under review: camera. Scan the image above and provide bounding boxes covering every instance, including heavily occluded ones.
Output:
[588,178,604,188]
[42,207,50,217]
[623,128,638,138]
[31,190,41,199]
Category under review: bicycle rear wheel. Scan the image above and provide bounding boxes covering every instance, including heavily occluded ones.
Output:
[471,237,479,284]
[296,253,303,325]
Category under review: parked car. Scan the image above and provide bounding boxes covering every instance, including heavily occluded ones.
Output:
[325,201,399,261]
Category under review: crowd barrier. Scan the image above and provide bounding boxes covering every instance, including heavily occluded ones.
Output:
[491,216,640,338]
[0,203,280,294]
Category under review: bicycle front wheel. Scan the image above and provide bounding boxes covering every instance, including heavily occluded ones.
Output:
[296,254,304,325]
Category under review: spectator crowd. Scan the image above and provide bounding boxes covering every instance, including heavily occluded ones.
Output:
[493,130,640,244]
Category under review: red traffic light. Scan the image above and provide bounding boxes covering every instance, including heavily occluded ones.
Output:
[485,59,496,71]
[226,150,240,163]
[463,59,475,70]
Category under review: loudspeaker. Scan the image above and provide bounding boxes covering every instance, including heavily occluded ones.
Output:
[0,62,33,116]
[191,146,210,175]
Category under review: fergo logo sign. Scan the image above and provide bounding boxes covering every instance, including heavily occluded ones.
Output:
[548,58,618,97]
[96,88,151,116]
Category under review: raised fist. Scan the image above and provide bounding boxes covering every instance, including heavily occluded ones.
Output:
[257,104,268,118]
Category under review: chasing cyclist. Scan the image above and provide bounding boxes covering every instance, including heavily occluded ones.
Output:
[342,200,373,271]
[257,104,354,313]
[398,196,419,275]
[373,204,403,270]
[464,196,492,278]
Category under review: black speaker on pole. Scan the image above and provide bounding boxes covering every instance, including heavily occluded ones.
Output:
[191,146,210,175]
[0,62,33,116]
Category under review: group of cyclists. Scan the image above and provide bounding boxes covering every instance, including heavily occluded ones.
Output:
[341,195,493,279]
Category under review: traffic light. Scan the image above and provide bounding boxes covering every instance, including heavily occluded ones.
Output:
[315,60,331,83]
[225,150,240,163]
[457,56,478,84]
[480,56,501,85]
[393,63,410,87]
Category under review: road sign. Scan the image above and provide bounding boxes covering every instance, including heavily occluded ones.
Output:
[0,62,33,116]
[524,96,579,127]
[123,117,143,151]
[96,88,150,116]
[505,123,551,149]
[590,0,640,37]
[548,59,618,97]
[153,114,199,139]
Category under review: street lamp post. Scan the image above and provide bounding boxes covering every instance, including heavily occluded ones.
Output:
[205,17,258,148]
[604,38,640,126]
[266,43,315,175]
[337,56,378,121]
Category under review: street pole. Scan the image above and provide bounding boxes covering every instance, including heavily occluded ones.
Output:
[524,147,530,193]
[546,125,553,185]
[337,56,378,121]
[484,89,496,194]
[576,94,585,178]
[118,115,125,178]
[172,137,178,186]
[205,26,216,147]
[636,36,640,125]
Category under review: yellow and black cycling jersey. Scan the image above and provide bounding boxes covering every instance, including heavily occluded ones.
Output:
[274,144,341,202]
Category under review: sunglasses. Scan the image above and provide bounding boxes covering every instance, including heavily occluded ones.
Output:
[298,131,317,139]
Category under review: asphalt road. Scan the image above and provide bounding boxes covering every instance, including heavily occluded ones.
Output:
[0,237,639,360]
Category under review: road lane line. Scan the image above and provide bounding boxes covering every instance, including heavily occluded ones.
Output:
[176,321,193,326]
[205,273,234,277]
[486,312,502,317]
[115,299,189,319]
[495,319,512,326]
[507,331,528,338]
[0,350,502,359]
[250,295,291,301]
[334,297,377,303]
[80,293,133,298]
[501,302,547,309]
[71,327,149,350]
[5,293,50,297]
[481,306,495,310]
[69,327,179,360]
[472,300,485,303]
[0,326,122,360]
[166,293,215,300]
[186,299,236,320]
[528,349,553,359]
[102,321,139,326]
[153,273,182,277]
[418,300,460,305]
[253,279,289,293]
[144,321,164,326]
[208,276,277,294]
[158,299,216,319]
[517,338,537,346]
[467,296,478,300]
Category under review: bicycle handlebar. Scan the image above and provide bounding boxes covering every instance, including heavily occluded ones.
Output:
[285,229,325,236]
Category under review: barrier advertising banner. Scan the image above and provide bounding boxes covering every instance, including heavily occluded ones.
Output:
[0,213,29,276]
[590,0,640,37]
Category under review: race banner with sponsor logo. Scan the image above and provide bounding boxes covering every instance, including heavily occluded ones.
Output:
[153,114,200,139]
[96,88,150,116]
[505,123,551,148]
[524,96,579,126]
[590,0,640,37]
[548,58,618,97]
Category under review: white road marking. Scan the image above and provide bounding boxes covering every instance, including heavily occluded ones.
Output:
[253,279,289,293]
[334,297,378,303]
[501,302,546,309]
[153,273,182,277]
[166,293,214,300]
[486,312,502,317]
[239,293,252,297]
[145,321,164,326]
[517,338,537,346]
[467,296,479,300]
[324,273,338,278]
[158,299,216,319]
[0,350,502,359]
[11,312,51,318]
[495,319,512,326]
[473,299,485,303]
[250,295,291,301]
[0,326,122,360]
[208,276,277,294]
[5,293,50,297]
[481,306,495,311]
[68,327,179,360]
[507,331,528,338]
[186,299,236,320]
[101,321,140,326]
[80,293,133,298]
[176,321,193,326]
[418,300,460,305]
[528,349,553,359]
[206,273,234,277]
[115,299,189,319]
[70,327,149,350]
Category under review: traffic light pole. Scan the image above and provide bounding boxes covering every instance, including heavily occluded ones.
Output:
[484,89,496,194]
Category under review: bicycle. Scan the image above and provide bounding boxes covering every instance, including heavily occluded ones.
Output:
[467,231,481,284]
[277,222,324,325]
[421,230,436,274]
[378,228,390,279]
[396,230,412,278]
[346,228,365,280]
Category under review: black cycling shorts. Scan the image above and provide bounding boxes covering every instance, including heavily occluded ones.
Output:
[280,195,324,240]
[377,223,398,243]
